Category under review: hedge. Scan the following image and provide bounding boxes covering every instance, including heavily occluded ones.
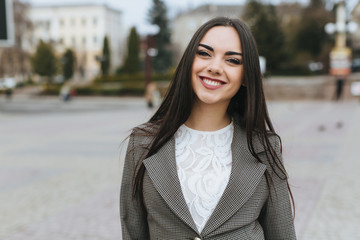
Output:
[75,83,145,96]
[94,71,174,83]
[39,72,172,96]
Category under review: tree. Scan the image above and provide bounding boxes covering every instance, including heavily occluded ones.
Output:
[294,0,333,59]
[148,0,172,72]
[122,27,141,74]
[62,49,76,80]
[31,40,57,81]
[243,0,286,72]
[0,0,33,80]
[101,36,111,76]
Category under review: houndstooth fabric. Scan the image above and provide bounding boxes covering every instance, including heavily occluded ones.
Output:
[120,123,296,239]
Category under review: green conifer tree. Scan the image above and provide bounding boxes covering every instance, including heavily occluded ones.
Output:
[101,36,111,76]
[62,49,76,80]
[148,0,172,72]
[122,27,141,74]
[31,40,57,82]
[295,0,332,58]
[243,0,286,72]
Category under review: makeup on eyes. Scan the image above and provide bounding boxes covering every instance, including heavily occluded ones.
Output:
[197,43,243,65]
[199,43,242,56]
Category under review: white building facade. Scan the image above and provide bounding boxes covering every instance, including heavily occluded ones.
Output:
[26,3,125,80]
[351,2,360,51]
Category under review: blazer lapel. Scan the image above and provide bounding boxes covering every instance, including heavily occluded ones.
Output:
[143,137,198,233]
[201,124,267,235]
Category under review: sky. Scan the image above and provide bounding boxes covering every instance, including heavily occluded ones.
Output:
[26,0,359,35]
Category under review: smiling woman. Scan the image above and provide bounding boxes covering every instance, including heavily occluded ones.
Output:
[120,17,297,240]
[189,26,244,128]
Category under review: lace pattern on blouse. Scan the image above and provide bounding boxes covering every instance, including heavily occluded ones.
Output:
[174,122,233,232]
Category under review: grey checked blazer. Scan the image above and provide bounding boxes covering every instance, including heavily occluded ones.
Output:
[120,123,296,239]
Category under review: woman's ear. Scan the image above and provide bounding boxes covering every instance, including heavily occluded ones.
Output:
[241,82,247,87]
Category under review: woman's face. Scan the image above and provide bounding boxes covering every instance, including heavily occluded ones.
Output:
[191,26,244,108]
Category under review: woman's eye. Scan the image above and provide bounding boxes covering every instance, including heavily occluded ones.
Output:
[227,58,243,65]
[196,50,211,57]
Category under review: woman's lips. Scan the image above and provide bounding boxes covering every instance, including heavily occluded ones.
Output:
[200,76,225,90]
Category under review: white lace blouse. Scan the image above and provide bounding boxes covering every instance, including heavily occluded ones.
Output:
[174,122,233,232]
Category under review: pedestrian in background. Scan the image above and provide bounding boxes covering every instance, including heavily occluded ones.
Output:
[145,81,160,108]
[333,76,345,101]
[5,88,13,100]
[60,84,71,102]
[120,17,296,239]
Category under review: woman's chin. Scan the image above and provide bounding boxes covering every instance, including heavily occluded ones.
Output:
[195,96,229,106]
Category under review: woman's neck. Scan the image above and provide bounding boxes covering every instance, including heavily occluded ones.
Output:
[185,101,231,131]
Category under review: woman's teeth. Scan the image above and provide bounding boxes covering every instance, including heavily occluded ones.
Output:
[203,78,222,86]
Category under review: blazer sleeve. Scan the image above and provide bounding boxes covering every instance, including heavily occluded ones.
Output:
[120,133,149,240]
[259,137,297,240]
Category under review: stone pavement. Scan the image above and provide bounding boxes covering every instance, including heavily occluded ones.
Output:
[268,100,360,239]
[0,96,359,239]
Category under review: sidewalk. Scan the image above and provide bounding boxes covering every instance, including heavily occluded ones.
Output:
[268,100,360,239]
[0,98,359,239]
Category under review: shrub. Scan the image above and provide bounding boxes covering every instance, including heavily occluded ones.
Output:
[40,84,62,95]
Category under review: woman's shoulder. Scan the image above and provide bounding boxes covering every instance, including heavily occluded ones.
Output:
[233,123,286,177]
[234,122,280,154]
[266,132,281,152]
[130,122,159,146]
[251,131,282,157]
[125,123,159,162]
[261,132,286,178]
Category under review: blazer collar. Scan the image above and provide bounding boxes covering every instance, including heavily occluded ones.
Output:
[143,123,267,235]
[201,123,267,235]
[143,137,198,232]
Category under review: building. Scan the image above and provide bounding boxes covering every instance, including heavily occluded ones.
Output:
[0,0,32,82]
[26,2,125,80]
[350,2,360,53]
[171,4,244,60]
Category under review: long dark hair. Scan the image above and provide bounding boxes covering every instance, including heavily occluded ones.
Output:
[132,17,294,213]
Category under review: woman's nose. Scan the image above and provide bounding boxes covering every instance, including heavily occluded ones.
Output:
[207,59,223,75]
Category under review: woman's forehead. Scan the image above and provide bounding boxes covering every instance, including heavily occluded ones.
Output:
[200,26,242,51]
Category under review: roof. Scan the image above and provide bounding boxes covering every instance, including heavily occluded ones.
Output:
[29,2,122,14]
[352,2,360,17]
[175,4,244,19]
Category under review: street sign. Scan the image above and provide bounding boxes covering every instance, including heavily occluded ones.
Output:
[0,0,14,47]
[329,47,351,76]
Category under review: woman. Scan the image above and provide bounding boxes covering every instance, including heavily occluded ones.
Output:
[120,17,296,239]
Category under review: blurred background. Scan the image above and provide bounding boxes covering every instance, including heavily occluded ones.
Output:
[1,0,360,239]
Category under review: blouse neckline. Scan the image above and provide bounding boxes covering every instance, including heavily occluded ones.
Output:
[181,121,233,135]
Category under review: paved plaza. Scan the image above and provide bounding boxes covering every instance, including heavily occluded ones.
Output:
[0,95,359,239]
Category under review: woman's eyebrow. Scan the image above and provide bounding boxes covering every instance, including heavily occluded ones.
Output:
[198,43,242,56]
[199,43,213,51]
[225,51,243,56]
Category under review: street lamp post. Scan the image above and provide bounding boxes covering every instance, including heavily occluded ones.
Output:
[325,1,358,100]
[143,25,159,108]
[144,25,159,86]
[145,35,157,87]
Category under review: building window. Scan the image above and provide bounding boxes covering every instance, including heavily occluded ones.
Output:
[72,36,76,46]
[82,18,86,26]
[93,17,97,26]
[59,38,64,44]
[93,36,97,44]
[45,21,50,31]
[35,21,42,29]
[71,18,75,26]
[59,19,64,27]
[82,36,86,45]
